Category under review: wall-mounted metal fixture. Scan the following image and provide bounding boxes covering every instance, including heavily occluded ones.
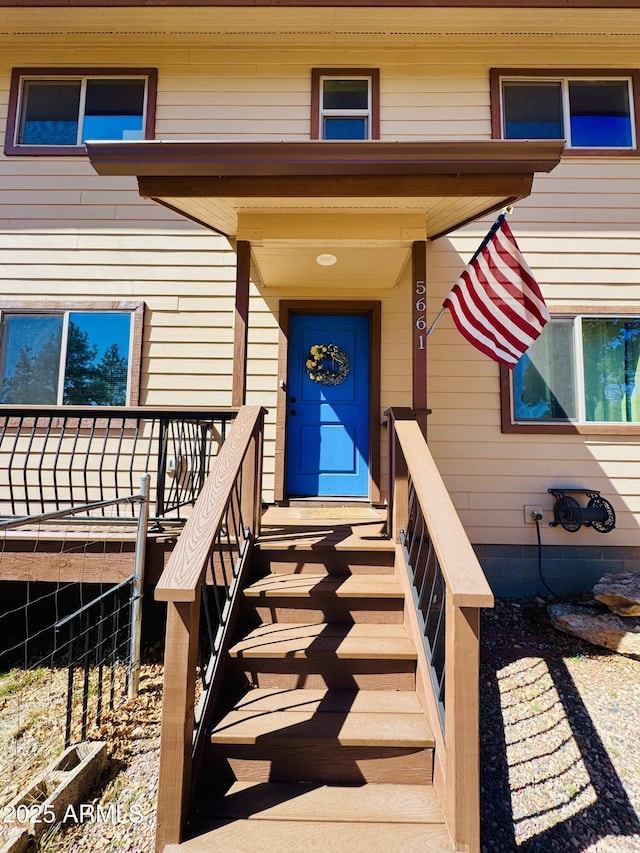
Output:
[548,488,616,534]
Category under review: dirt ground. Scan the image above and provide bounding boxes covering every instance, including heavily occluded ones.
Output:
[480,598,640,853]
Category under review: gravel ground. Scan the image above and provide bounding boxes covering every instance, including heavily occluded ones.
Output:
[10,598,638,852]
[481,598,640,853]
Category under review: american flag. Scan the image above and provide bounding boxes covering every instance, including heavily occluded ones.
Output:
[443,215,549,368]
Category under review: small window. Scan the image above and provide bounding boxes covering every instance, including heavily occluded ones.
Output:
[492,69,639,151]
[5,68,157,156]
[321,78,370,140]
[0,307,141,406]
[506,315,640,430]
[502,81,565,140]
[311,69,380,140]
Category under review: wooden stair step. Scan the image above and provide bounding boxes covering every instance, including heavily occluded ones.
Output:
[254,542,395,576]
[208,686,434,785]
[229,623,417,690]
[244,574,403,599]
[211,712,431,748]
[210,742,433,785]
[245,573,404,624]
[168,818,453,852]
[200,780,445,825]
[233,687,424,715]
[257,537,394,553]
[256,518,390,552]
[229,622,416,660]
[211,699,433,749]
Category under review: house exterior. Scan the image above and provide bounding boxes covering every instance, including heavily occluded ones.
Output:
[2,0,640,597]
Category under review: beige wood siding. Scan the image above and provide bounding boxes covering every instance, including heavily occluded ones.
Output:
[428,159,640,546]
[1,33,639,538]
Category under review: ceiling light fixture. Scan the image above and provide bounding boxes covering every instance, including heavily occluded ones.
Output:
[316,253,337,266]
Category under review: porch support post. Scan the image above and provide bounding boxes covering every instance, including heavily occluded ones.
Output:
[411,241,429,438]
[232,240,251,407]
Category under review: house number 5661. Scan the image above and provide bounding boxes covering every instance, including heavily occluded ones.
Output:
[415,280,426,349]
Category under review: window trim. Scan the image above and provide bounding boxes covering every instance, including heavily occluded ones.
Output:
[5,68,158,156]
[0,300,144,406]
[501,305,640,435]
[490,68,640,156]
[311,68,380,140]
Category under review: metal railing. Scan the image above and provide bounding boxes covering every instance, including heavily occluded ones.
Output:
[386,407,494,853]
[401,478,446,729]
[0,406,239,523]
[153,405,265,853]
[0,477,150,798]
[54,575,134,747]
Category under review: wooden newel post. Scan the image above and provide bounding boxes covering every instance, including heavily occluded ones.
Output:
[385,407,412,542]
[240,432,257,535]
[240,413,264,539]
[252,415,264,536]
[155,594,201,853]
[445,600,482,853]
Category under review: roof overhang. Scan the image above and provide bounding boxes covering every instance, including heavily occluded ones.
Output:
[87,139,563,289]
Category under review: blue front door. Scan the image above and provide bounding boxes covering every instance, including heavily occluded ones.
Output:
[286,313,370,497]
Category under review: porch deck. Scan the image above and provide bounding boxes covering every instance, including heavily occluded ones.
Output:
[0,522,182,584]
[258,504,388,545]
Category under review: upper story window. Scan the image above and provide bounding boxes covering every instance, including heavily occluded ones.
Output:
[502,312,640,434]
[311,68,380,140]
[5,68,157,156]
[0,303,143,406]
[490,69,640,152]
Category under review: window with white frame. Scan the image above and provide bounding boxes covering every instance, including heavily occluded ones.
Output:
[511,316,640,425]
[0,309,139,405]
[311,69,379,140]
[5,68,157,155]
[491,70,638,150]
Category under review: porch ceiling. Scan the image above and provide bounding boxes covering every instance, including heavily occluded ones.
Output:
[87,139,563,289]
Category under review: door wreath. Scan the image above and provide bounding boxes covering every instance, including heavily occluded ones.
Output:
[305,343,350,386]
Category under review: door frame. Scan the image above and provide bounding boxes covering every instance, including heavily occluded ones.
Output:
[275,300,381,504]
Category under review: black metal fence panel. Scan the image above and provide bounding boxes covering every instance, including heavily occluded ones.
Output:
[0,406,237,522]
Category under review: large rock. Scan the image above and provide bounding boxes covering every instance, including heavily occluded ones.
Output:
[548,603,640,656]
[593,572,640,616]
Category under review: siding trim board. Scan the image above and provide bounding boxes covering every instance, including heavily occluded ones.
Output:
[87,140,564,179]
[2,1,639,7]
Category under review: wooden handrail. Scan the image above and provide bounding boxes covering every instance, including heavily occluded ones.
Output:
[155,405,265,603]
[386,406,493,853]
[394,418,493,608]
[154,405,265,853]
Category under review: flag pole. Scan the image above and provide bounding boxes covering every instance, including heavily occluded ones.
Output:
[425,307,445,337]
[426,206,513,338]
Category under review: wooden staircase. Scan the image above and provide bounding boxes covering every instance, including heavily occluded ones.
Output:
[168,510,453,852]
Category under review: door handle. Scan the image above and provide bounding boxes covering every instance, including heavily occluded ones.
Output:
[289,409,297,416]
[289,396,297,403]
